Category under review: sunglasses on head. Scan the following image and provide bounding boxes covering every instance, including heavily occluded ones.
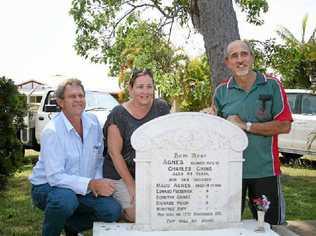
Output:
[131,68,152,80]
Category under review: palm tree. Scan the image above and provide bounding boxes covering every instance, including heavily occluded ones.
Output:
[276,14,315,46]
[273,14,316,88]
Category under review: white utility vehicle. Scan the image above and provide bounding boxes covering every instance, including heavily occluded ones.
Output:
[19,86,119,151]
[279,89,316,159]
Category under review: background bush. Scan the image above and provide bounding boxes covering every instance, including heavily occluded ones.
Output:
[0,76,27,190]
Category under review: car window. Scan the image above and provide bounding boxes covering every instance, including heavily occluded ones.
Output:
[43,91,60,112]
[47,91,57,105]
[286,93,298,114]
[301,94,316,115]
[85,91,119,110]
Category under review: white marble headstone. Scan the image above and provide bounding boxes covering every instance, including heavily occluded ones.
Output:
[131,112,248,231]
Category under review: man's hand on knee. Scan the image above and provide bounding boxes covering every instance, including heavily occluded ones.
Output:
[88,179,115,197]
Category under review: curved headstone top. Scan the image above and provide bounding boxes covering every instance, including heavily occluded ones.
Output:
[131,112,248,154]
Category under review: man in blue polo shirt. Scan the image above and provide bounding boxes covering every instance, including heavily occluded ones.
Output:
[212,40,293,225]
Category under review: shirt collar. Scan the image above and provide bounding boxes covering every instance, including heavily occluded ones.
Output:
[60,112,75,132]
[227,71,267,89]
[60,111,97,133]
[256,72,267,85]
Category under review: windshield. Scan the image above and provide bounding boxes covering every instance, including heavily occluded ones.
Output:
[85,91,119,110]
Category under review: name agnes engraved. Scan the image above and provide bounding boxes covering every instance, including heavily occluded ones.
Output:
[152,151,225,223]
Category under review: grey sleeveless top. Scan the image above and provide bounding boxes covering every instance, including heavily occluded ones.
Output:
[103,99,170,179]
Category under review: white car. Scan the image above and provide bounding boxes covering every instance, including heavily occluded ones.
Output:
[278,89,316,159]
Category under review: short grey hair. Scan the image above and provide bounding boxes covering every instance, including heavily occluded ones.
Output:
[55,78,85,99]
[224,39,254,59]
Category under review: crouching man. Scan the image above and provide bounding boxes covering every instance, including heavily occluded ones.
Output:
[29,79,121,236]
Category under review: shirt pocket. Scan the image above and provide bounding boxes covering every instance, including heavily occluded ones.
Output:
[91,142,103,172]
[255,94,273,122]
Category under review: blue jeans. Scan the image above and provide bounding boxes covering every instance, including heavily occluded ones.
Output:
[31,183,122,236]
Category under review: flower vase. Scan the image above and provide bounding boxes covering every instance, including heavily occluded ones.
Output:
[255,210,265,232]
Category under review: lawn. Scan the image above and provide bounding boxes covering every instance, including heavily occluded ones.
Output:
[0,164,42,236]
[0,153,315,235]
[281,165,316,220]
[242,165,316,221]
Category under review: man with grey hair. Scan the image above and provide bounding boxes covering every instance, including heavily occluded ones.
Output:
[29,79,121,236]
[212,40,293,225]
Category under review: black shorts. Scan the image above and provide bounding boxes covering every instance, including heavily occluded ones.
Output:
[242,176,286,225]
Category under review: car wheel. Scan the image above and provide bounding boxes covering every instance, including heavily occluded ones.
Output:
[280,152,303,166]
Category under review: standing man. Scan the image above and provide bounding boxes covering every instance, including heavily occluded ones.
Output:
[29,79,121,236]
[212,40,292,225]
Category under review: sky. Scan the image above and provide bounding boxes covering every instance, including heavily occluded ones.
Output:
[0,0,315,92]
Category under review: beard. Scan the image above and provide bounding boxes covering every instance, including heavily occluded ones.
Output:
[235,66,250,77]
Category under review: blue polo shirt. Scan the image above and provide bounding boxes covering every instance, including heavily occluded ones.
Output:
[214,72,292,178]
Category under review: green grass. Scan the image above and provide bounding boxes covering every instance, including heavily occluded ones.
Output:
[0,153,315,235]
[0,164,42,236]
[281,166,316,220]
[242,165,316,221]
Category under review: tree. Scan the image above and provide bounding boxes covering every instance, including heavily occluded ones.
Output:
[265,40,312,88]
[257,14,316,88]
[107,16,188,102]
[175,55,212,111]
[104,16,211,111]
[70,0,268,89]
[276,14,315,46]
[0,77,27,189]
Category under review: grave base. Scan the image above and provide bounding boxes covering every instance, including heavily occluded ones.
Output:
[93,220,279,236]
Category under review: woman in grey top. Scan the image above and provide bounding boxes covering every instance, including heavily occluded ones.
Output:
[103,69,170,222]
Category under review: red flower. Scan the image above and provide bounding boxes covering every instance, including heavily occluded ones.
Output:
[252,195,270,212]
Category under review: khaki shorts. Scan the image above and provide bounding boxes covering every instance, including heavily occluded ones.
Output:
[105,178,133,209]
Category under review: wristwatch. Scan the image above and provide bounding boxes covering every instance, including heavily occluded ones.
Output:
[246,122,252,132]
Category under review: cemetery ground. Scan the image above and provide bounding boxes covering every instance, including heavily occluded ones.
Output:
[0,151,315,236]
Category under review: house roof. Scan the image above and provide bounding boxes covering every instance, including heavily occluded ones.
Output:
[16,79,46,87]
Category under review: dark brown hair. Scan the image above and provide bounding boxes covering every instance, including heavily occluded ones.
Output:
[129,68,154,87]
